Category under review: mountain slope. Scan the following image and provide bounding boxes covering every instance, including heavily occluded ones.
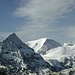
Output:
[43,43,75,60]
[27,38,61,54]
[41,42,75,70]
[27,38,75,72]
[0,33,75,74]
[0,33,52,75]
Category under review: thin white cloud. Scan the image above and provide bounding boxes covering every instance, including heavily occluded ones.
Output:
[14,0,75,23]
[12,0,75,42]
[66,26,75,38]
[13,0,75,42]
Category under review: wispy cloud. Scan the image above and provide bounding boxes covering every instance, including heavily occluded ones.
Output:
[16,23,53,42]
[66,26,75,38]
[13,0,75,42]
[14,0,75,22]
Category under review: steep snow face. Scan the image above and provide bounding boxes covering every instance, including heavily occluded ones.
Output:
[27,38,61,54]
[27,38,47,51]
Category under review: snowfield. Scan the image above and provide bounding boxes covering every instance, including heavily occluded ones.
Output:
[27,39,75,61]
[42,44,75,61]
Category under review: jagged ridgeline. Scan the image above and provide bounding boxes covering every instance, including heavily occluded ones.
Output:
[0,33,75,75]
[0,33,52,75]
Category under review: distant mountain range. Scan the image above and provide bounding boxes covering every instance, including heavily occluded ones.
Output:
[0,33,75,75]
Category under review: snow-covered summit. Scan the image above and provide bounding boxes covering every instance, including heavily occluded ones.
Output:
[27,38,61,54]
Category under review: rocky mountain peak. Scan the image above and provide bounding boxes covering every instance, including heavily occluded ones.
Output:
[1,33,27,52]
[4,33,23,44]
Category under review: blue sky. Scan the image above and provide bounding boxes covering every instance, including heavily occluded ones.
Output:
[0,0,25,32]
[0,0,75,43]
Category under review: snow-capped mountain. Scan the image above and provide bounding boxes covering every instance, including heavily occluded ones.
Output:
[0,33,52,75]
[27,38,61,55]
[41,42,75,71]
[27,38,75,72]
[0,33,75,75]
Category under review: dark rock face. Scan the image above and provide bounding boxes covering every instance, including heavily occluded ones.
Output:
[1,33,29,52]
[38,39,61,54]
[43,39,61,49]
